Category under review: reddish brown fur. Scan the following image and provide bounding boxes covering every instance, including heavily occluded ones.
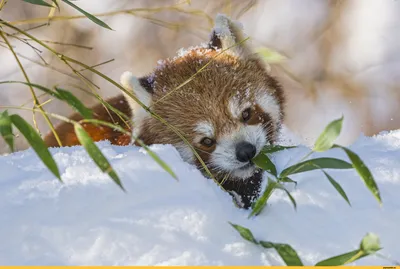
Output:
[45,48,283,161]
[43,14,286,209]
[44,95,132,147]
[137,49,283,157]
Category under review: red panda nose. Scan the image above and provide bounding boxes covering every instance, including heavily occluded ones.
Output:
[236,142,256,162]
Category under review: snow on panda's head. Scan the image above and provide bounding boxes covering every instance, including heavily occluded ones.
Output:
[120,14,284,181]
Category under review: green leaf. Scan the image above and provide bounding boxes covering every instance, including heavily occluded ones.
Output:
[253,152,277,176]
[61,0,113,30]
[22,0,53,7]
[360,233,381,254]
[261,145,296,154]
[280,177,297,186]
[313,116,343,152]
[55,88,93,119]
[10,114,61,181]
[280,157,353,177]
[135,139,178,181]
[74,124,124,190]
[256,47,287,64]
[275,183,297,210]
[322,170,351,206]
[229,222,258,244]
[70,118,176,180]
[259,241,303,266]
[0,110,14,152]
[0,81,55,96]
[316,233,382,265]
[334,145,382,205]
[249,178,278,217]
[0,82,93,120]
[316,249,368,266]
[50,0,59,9]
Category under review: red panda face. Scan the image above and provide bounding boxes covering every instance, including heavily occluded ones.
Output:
[121,14,284,182]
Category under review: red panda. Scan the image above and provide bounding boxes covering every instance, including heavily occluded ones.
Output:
[44,14,285,209]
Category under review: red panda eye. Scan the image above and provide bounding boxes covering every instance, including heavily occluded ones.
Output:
[242,108,252,122]
[200,137,215,147]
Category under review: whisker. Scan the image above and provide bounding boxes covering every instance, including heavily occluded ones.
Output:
[193,147,212,155]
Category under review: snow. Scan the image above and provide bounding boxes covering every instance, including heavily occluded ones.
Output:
[0,127,399,265]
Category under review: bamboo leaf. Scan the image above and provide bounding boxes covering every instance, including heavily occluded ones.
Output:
[259,241,303,266]
[135,139,178,181]
[10,114,61,181]
[50,0,59,8]
[61,0,113,30]
[280,177,297,186]
[256,47,287,64]
[55,88,93,119]
[252,152,277,176]
[229,222,258,244]
[74,124,124,190]
[261,145,296,154]
[316,233,381,265]
[0,81,55,96]
[334,145,382,205]
[22,0,53,7]
[249,178,278,217]
[280,157,353,177]
[77,119,177,181]
[0,82,92,119]
[315,250,367,266]
[275,183,297,210]
[0,110,14,152]
[322,170,351,206]
[313,116,343,152]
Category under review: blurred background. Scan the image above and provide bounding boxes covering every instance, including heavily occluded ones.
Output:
[1,0,400,153]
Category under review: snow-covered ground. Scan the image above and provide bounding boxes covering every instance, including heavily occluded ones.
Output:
[0,127,399,265]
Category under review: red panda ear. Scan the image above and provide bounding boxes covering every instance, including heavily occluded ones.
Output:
[208,14,254,60]
[120,71,153,134]
[120,71,153,108]
[120,71,153,137]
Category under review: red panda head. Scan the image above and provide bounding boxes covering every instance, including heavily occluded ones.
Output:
[121,14,284,182]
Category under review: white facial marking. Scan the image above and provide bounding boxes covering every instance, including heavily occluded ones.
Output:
[256,89,281,125]
[210,124,267,180]
[194,121,214,138]
[228,96,251,119]
[120,71,152,139]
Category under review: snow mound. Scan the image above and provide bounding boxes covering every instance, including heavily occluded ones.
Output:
[0,128,399,265]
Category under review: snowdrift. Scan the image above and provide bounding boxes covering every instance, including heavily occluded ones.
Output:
[0,128,399,265]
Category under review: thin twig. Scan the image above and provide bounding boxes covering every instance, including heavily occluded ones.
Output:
[0,43,80,80]
[10,23,48,36]
[79,58,114,72]
[0,31,63,146]
[37,39,93,50]
[10,5,213,29]
[0,0,7,10]
[0,19,223,190]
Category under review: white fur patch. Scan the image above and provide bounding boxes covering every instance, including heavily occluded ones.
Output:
[228,89,281,143]
[194,121,215,138]
[120,71,152,138]
[121,71,151,107]
[228,97,251,119]
[210,124,267,180]
[256,89,281,125]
